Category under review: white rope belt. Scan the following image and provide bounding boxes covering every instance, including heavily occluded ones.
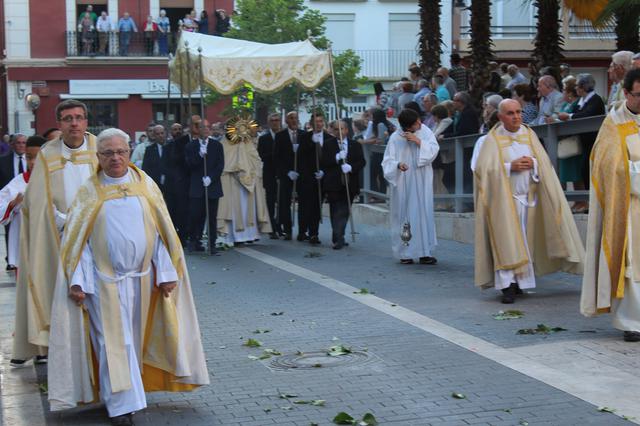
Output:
[95,266,151,283]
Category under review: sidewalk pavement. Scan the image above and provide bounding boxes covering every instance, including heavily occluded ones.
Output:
[0,221,637,425]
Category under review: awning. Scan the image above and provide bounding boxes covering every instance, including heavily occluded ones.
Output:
[169,32,331,95]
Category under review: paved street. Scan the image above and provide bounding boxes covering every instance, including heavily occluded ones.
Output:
[1,221,639,426]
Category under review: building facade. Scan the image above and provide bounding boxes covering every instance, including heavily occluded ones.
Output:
[2,0,233,137]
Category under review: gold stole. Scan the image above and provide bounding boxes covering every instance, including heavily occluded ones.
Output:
[626,131,640,284]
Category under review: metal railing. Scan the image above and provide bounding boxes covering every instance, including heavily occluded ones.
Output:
[66,31,177,57]
[333,49,419,79]
[359,114,606,213]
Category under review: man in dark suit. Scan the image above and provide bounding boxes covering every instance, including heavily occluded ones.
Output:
[257,113,281,239]
[452,91,480,202]
[142,124,169,195]
[274,111,306,241]
[297,112,336,245]
[0,133,26,269]
[185,119,224,254]
[166,116,199,245]
[322,120,366,249]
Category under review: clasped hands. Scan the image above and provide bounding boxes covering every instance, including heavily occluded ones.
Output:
[510,156,534,172]
[402,132,421,145]
[69,281,178,306]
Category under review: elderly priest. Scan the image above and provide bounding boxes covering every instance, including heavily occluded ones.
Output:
[48,128,209,426]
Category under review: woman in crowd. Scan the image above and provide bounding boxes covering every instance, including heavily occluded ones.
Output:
[143,15,158,56]
[557,73,605,213]
[157,9,170,55]
[512,84,538,124]
[198,10,209,34]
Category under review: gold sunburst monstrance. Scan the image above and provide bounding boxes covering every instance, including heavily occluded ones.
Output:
[225,116,259,145]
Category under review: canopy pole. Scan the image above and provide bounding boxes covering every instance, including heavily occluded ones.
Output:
[198,46,212,255]
[185,41,193,120]
[311,91,323,225]
[179,51,185,125]
[166,53,172,129]
[327,44,356,243]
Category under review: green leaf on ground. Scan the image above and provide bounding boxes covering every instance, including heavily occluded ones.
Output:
[288,278,296,283]
[263,407,272,413]
[281,406,292,411]
[361,413,378,425]
[206,281,216,285]
[263,348,282,356]
[623,415,636,421]
[598,406,616,413]
[295,350,304,356]
[328,345,352,357]
[243,338,262,348]
[493,310,524,320]
[333,412,356,425]
[503,408,512,413]
[353,288,374,295]
[304,251,323,258]
[313,363,323,368]
[248,355,260,360]
[271,311,285,316]
[279,393,298,399]
[252,329,271,334]
[517,324,567,335]
[519,421,529,426]
[311,399,326,406]
[38,383,48,394]
[451,392,466,399]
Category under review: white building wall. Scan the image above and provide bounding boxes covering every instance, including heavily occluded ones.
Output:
[6,81,34,135]
[304,1,453,79]
[4,0,31,59]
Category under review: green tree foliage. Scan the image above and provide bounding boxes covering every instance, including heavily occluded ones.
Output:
[418,0,443,79]
[205,0,364,120]
[468,0,495,107]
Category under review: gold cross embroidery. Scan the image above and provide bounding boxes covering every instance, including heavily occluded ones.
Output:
[117,184,130,198]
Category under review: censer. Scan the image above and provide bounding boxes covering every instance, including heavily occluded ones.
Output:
[400,166,412,246]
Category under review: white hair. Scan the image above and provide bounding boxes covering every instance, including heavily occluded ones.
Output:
[97,128,130,149]
[612,50,634,71]
[485,94,503,110]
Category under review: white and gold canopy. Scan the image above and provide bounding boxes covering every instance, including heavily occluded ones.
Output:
[169,32,331,95]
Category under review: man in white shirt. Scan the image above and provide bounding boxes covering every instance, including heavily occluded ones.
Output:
[535,75,563,125]
[96,11,113,55]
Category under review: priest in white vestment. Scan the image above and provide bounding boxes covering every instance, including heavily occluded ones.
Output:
[0,136,44,268]
[474,99,583,304]
[582,69,640,342]
[48,128,209,426]
[382,108,439,264]
[12,100,99,366]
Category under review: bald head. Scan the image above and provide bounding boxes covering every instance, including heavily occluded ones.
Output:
[498,99,522,132]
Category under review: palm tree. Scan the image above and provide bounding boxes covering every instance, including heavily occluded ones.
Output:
[418,0,443,79]
[532,0,564,75]
[468,0,494,106]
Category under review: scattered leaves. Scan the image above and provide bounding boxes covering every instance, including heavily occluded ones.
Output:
[206,281,216,285]
[361,413,378,425]
[304,251,323,258]
[451,392,466,399]
[281,406,293,411]
[252,329,271,334]
[328,345,352,357]
[263,407,271,413]
[353,288,375,295]
[288,278,296,283]
[295,350,304,356]
[279,393,299,399]
[502,408,512,413]
[623,415,636,421]
[493,310,524,320]
[271,311,285,316]
[263,348,282,356]
[598,407,616,413]
[517,324,567,335]
[333,412,356,425]
[519,421,529,426]
[313,363,323,368]
[243,338,263,348]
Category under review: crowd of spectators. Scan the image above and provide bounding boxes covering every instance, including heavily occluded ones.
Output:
[74,4,232,57]
[358,50,637,213]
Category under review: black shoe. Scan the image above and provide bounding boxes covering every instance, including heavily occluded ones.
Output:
[35,355,48,364]
[9,358,28,368]
[296,233,307,242]
[5,264,16,271]
[419,256,438,265]
[624,331,640,342]
[515,284,524,295]
[333,241,344,250]
[501,284,516,304]
[283,233,292,241]
[269,232,279,240]
[309,236,321,245]
[111,413,134,426]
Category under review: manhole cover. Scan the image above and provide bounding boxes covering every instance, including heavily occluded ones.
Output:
[268,351,376,372]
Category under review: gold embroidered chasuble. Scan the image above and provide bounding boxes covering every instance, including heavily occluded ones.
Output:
[581,104,640,316]
[216,137,272,235]
[473,124,584,289]
[48,165,208,411]
[13,133,98,359]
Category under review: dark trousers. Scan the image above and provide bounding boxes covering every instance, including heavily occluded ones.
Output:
[298,180,321,237]
[326,190,352,244]
[188,197,219,251]
[264,176,279,234]
[277,178,300,235]
[169,187,190,244]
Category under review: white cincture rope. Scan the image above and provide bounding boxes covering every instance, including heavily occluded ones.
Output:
[94,266,152,283]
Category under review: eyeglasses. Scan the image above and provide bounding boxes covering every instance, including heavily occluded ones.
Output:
[59,115,87,123]
[628,92,640,98]
[98,149,130,157]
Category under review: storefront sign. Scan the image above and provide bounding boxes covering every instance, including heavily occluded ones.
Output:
[69,79,197,96]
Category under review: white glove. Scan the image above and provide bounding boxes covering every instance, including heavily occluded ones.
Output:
[314,170,324,180]
[341,163,352,174]
[287,171,299,181]
[335,150,347,162]
[292,143,299,153]
[312,133,323,144]
[199,144,207,158]
[202,176,212,187]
